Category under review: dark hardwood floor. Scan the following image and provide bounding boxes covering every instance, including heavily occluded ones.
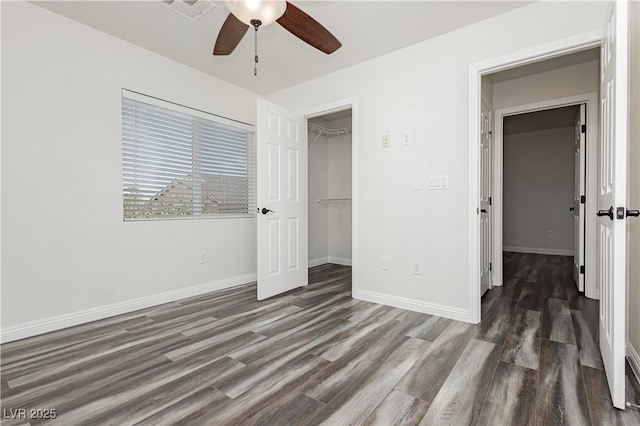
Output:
[2,252,639,425]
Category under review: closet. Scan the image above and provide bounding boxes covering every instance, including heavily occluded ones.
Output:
[307,109,352,267]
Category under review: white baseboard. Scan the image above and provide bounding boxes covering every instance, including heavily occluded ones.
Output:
[308,257,329,268]
[354,289,471,323]
[627,342,640,384]
[0,273,257,344]
[309,257,352,267]
[503,246,573,256]
[328,256,352,266]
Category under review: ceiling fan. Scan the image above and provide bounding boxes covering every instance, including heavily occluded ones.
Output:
[213,0,342,61]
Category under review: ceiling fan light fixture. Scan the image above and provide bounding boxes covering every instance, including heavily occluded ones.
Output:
[225,0,286,27]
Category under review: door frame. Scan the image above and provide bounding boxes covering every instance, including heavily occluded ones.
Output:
[493,93,599,300]
[300,97,358,295]
[468,29,601,323]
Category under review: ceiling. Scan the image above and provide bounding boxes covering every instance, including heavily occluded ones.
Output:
[489,48,599,83]
[504,105,580,136]
[32,1,530,95]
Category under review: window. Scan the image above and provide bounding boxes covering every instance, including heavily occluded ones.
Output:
[122,90,254,220]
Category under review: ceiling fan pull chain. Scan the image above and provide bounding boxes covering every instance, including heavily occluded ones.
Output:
[251,19,261,76]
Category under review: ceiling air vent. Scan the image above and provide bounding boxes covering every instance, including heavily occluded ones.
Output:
[161,0,215,22]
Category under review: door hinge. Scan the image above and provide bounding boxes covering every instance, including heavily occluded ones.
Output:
[489,196,492,206]
[489,131,493,138]
[580,265,585,274]
[580,195,586,204]
[489,262,492,272]
[581,124,586,134]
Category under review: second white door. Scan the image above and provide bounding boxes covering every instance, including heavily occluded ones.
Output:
[256,98,308,300]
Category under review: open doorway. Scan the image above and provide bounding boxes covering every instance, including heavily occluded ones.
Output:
[307,109,353,274]
[492,92,598,300]
[502,105,584,286]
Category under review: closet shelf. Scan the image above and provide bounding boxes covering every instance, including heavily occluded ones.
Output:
[317,198,352,203]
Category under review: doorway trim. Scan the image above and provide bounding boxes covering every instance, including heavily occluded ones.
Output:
[468,29,601,323]
[301,97,358,295]
[493,93,599,300]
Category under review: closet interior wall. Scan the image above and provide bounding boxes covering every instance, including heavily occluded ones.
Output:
[308,114,352,267]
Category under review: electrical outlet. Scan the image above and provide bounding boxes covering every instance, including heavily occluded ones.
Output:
[382,133,391,148]
[199,251,208,264]
[402,131,412,145]
[413,261,423,275]
[547,230,553,238]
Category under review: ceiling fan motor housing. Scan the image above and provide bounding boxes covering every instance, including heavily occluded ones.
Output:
[225,0,286,27]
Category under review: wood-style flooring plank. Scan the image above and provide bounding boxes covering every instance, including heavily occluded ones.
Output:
[476,361,538,426]
[394,321,475,403]
[202,354,330,425]
[308,337,428,425]
[299,319,415,404]
[501,334,541,370]
[571,309,603,370]
[362,390,430,426]
[541,298,577,345]
[134,387,229,426]
[535,339,591,425]
[419,338,502,425]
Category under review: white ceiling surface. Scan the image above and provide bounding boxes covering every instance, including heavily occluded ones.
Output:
[32,1,530,95]
[504,105,580,136]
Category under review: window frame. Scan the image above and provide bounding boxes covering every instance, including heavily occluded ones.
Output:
[121,89,255,222]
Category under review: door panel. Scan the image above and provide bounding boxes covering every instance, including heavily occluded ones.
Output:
[480,102,492,297]
[257,99,308,300]
[598,0,628,409]
[573,104,586,292]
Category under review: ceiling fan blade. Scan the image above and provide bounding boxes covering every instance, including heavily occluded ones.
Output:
[277,2,341,54]
[213,13,249,55]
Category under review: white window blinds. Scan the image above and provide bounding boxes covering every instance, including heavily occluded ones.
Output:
[122,91,255,220]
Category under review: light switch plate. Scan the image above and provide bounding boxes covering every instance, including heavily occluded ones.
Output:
[428,175,449,190]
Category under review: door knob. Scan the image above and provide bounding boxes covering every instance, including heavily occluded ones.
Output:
[596,206,614,220]
[480,209,488,213]
[628,209,640,218]
[261,208,275,215]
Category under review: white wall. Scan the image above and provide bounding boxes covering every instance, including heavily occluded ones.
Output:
[627,0,640,377]
[308,131,329,264]
[268,1,607,319]
[1,2,259,330]
[503,127,575,255]
[493,59,600,111]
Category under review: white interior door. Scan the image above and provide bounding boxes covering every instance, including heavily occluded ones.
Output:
[257,98,308,300]
[573,104,586,292]
[598,0,628,409]
[480,102,492,297]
